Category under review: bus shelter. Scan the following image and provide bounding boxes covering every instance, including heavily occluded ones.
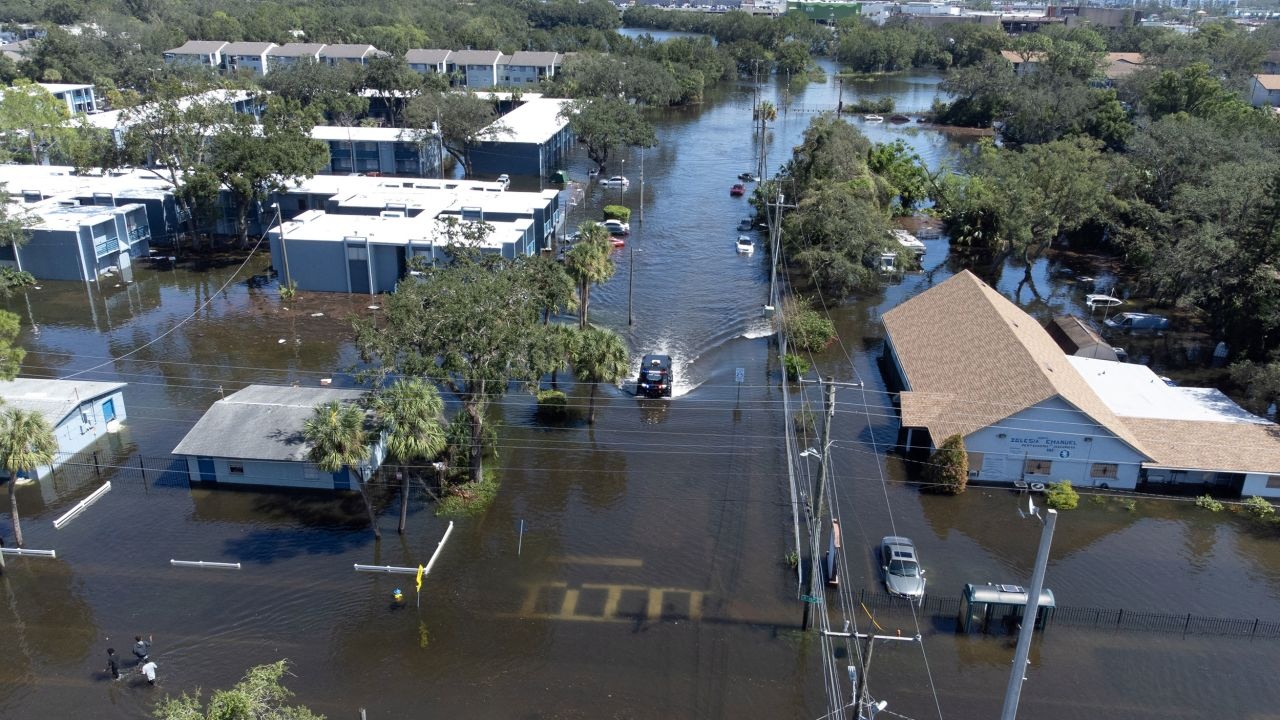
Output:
[959,583,1055,634]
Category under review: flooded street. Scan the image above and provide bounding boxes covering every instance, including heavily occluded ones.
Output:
[4,53,1280,720]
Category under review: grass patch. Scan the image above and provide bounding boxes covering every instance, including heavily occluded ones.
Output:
[437,469,500,518]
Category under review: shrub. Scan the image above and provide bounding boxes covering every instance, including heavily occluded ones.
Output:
[783,353,810,381]
[1044,480,1079,510]
[602,205,631,222]
[782,299,837,352]
[794,407,816,443]
[1244,495,1276,520]
[279,280,297,301]
[925,434,967,494]
[437,468,500,517]
[1195,494,1224,512]
[535,389,569,420]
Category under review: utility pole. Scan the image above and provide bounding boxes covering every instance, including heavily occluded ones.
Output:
[802,379,836,631]
[1001,508,1059,720]
[838,77,844,115]
[823,629,919,719]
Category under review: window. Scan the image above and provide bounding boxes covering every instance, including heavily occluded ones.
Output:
[229,463,245,475]
[346,245,368,261]
[1091,463,1119,479]
[1024,459,1052,475]
[1267,476,1280,489]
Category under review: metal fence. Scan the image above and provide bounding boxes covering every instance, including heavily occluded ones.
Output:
[845,587,1280,640]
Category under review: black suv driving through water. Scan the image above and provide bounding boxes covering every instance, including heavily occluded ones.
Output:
[637,355,673,398]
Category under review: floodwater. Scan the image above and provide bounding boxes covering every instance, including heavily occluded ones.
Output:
[3,57,1280,720]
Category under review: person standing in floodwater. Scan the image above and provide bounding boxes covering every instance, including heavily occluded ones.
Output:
[140,659,158,686]
[105,648,120,680]
[132,635,152,664]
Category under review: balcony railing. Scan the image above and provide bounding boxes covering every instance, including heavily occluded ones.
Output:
[94,237,120,258]
[127,225,150,242]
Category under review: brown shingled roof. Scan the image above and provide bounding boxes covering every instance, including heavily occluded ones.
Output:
[882,270,1148,454]
[1128,418,1280,475]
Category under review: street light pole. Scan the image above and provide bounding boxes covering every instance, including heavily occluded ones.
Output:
[1001,508,1058,720]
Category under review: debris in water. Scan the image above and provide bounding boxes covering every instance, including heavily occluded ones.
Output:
[278,338,287,344]
[367,305,380,310]
[310,312,324,317]
[319,378,332,386]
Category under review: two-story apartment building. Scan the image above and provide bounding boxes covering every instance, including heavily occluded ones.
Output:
[318,44,384,66]
[450,50,504,88]
[163,40,228,69]
[0,198,151,282]
[267,42,326,70]
[405,48,452,76]
[223,41,277,76]
[38,83,97,114]
[499,51,562,86]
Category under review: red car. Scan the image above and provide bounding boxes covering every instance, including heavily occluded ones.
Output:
[730,183,746,196]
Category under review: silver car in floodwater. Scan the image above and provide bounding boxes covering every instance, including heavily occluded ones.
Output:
[880,536,926,599]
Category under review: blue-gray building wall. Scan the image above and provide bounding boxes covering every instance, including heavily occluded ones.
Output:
[469,124,573,177]
[14,227,88,280]
[25,388,127,481]
[270,237,352,292]
[181,455,351,490]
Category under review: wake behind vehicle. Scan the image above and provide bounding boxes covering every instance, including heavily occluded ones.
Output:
[637,355,673,399]
[880,536,926,599]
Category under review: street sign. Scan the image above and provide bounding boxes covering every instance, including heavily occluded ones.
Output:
[801,594,820,604]
[735,368,745,383]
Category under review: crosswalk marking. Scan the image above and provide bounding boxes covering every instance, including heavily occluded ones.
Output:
[512,581,705,623]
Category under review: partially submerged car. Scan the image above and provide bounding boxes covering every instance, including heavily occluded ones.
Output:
[880,536,926,599]
[1104,312,1170,332]
[637,355,673,399]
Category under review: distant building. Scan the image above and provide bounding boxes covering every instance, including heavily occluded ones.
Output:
[0,378,126,481]
[173,385,386,490]
[223,41,277,76]
[37,83,98,114]
[318,44,384,67]
[1251,74,1280,108]
[406,48,453,75]
[787,0,865,24]
[499,51,563,86]
[163,40,228,69]
[310,125,439,177]
[883,270,1280,499]
[267,42,326,70]
[1102,52,1145,81]
[450,49,504,88]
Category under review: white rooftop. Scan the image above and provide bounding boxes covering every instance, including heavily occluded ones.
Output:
[481,97,571,145]
[1067,356,1270,425]
[277,210,531,251]
[38,82,93,94]
[310,125,423,143]
[0,377,125,428]
[22,199,144,231]
[82,89,255,131]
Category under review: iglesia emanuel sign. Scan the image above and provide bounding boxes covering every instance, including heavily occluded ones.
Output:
[1006,435,1079,454]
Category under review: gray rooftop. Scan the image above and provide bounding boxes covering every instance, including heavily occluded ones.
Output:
[224,41,277,55]
[165,40,229,55]
[172,384,368,462]
[405,49,453,65]
[504,51,561,67]
[0,377,125,428]
[269,43,326,58]
[320,44,378,59]
[450,50,502,66]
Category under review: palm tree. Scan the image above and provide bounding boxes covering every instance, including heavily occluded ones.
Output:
[303,401,381,539]
[372,379,447,534]
[564,222,616,330]
[0,408,57,548]
[571,326,631,424]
